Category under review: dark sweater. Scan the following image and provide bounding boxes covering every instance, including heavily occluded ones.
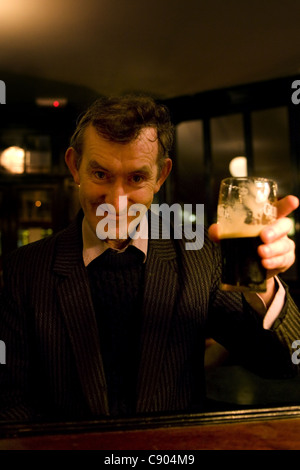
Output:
[87,245,145,416]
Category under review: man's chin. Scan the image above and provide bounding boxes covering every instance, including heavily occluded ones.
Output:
[95,221,129,241]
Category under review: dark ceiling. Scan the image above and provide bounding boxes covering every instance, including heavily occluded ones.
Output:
[1,0,300,104]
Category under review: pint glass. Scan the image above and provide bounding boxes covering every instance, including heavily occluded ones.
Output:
[217,177,278,292]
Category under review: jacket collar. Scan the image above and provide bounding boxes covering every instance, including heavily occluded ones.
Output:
[53,209,178,276]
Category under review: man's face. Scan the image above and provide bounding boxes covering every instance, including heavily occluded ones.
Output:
[65,124,172,248]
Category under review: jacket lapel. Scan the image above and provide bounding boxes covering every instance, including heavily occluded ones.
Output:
[53,214,109,416]
[136,231,178,412]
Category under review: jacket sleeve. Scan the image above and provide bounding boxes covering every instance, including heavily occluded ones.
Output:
[0,253,38,422]
[206,239,300,379]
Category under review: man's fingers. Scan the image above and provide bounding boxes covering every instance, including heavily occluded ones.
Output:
[260,217,293,244]
[258,236,294,258]
[274,195,299,218]
[261,248,295,274]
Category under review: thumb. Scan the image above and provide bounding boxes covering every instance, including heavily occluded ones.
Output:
[208,223,220,243]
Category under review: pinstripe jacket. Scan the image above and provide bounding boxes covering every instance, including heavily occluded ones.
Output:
[0,211,299,421]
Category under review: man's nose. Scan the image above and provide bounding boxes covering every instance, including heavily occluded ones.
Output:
[106,183,128,214]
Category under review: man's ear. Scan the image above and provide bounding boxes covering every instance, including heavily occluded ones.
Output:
[154,158,172,193]
[65,147,80,185]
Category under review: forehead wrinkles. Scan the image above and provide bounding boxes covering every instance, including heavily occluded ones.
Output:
[83,125,159,164]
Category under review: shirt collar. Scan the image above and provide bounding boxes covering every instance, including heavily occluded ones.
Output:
[82,215,148,267]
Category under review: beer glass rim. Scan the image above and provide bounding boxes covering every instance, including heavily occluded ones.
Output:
[221,176,277,186]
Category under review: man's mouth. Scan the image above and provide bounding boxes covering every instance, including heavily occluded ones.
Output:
[101,211,127,220]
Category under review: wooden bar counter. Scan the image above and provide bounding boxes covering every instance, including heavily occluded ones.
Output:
[1,406,300,450]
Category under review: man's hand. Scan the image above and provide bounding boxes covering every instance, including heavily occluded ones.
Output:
[258,195,299,278]
[208,195,299,279]
[208,195,299,308]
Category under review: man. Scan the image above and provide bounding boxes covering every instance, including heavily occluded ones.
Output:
[0,95,299,422]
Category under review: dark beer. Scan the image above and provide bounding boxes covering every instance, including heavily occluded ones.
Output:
[220,235,266,292]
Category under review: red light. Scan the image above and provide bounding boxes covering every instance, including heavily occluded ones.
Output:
[36,97,67,107]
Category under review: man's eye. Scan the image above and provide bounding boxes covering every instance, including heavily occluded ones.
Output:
[94,171,107,180]
[131,174,144,183]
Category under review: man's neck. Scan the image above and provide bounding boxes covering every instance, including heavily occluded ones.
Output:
[81,215,148,266]
[104,238,132,251]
